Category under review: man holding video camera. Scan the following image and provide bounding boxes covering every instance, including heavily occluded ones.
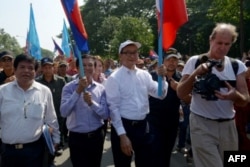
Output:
[177,23,249,167]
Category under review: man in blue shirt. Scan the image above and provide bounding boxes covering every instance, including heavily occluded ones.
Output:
[60,55,109,167]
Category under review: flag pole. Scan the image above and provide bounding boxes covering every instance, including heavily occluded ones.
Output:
[157,0,163,96]
[72,41,84,78]
[60,0,89,78]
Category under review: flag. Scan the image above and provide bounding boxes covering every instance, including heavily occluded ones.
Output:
[156,0,188,96]
[156,0,188,50]
[52,38,64,55]
[27,3,42,60]
[149,50,159,60]
[60,0,89,53]
[61,20,71,57]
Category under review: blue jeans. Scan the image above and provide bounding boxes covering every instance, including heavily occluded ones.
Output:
[177,104,190,148]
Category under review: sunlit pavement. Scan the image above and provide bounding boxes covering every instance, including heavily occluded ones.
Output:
[55,129,194,167]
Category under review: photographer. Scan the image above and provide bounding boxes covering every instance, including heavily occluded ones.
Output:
[177,23,249,167]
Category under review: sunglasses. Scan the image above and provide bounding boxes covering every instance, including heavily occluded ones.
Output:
[1,58,12,62]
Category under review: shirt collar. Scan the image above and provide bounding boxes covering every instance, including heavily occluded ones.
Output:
[121,65,138,73]
[13,80,42,91]
[74,77,97,90]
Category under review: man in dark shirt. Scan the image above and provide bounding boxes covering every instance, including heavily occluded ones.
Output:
[57,60,73,83]
[36,57,66,167]
[147,48,185,167]
[0,50,15,85]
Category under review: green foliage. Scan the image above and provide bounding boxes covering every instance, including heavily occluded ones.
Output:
[0,28,23,56]
[83,0,155,58]
[81,0,250,59]
[110,17,154,57]
[41,49,54,59]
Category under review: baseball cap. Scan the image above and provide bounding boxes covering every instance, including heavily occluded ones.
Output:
[119,40,141,54]
[178,60,185,67]
[41,57,53,66]
[58,61,68,67]
[0,50,14,59]
[136,59,144,65]
[163,48,181,60]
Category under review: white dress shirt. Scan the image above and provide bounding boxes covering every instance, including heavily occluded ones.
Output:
[0,80,60,144]
[105,66,168,135]
[182,55,247,119]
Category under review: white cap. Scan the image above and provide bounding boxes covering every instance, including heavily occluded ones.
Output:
[118,40,141,54]
[165,54,181,60]
[164,48,181,60]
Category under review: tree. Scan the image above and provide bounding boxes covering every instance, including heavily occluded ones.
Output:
[81,0,250,59]
[110,17,154,57]
[0,28,23,55]
[82,0,155,57]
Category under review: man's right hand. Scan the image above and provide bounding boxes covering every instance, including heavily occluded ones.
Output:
[193,63,210,76]
[76,77,88,94]
[119,134,134,156]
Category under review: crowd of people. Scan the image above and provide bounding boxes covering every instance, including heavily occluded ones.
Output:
[0,22,249,167]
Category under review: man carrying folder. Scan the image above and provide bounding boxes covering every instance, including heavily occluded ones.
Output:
[0,54,60,167]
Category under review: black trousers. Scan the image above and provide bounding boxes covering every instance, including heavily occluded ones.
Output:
[68,126,105,167]
[150,122,179,167]
[111,118,153,167]
[1,137,45,167]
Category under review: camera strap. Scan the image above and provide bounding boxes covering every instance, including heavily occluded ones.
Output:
[195,54,239,87]
[195,54,238,76]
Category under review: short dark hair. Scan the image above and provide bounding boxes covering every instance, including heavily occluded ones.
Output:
[76,54,96,68]
[14,54,39,71]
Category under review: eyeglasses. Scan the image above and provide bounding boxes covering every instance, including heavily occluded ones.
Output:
[121,51,139,56]
[1,58,12,62]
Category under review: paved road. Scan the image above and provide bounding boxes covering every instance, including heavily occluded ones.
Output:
[54,131,194,167]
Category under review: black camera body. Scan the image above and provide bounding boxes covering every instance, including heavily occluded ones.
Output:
[193,59,222,101]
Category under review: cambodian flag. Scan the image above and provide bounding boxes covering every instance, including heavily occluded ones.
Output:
[156,0,188,96]
[149,50,159,60]
[61,0,89,53]
[156,0,188,50]
[27,3,42,60]
[52,38,64,55]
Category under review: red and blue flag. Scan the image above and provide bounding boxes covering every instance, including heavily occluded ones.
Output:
[149,50,159,60]
[52,38,64,55]
[61,0,88,53]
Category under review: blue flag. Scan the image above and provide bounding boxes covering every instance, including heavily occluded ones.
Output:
[61,20,71,57]
[27,4,42,60]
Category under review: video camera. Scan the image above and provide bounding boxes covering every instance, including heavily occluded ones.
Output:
[193,56,222,101]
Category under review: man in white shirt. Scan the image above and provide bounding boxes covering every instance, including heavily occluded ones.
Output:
[105,40,168,167]
[0,54,60,167]
[177,23,249,167]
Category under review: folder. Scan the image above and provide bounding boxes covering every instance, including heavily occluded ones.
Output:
[42,124,55,155]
